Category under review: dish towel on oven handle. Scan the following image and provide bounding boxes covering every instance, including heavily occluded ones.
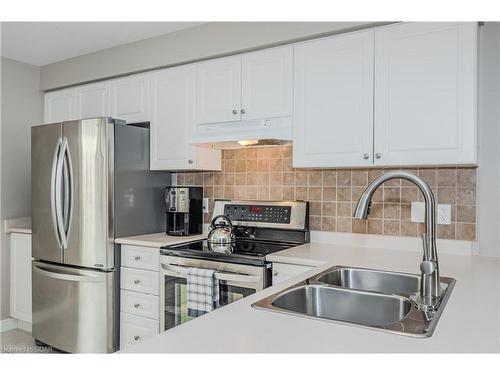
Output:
[187,267,220,318]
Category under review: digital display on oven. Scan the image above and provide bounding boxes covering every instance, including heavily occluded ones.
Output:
[224,204,292,224]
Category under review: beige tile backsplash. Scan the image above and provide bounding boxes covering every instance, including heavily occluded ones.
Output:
[177,146,477,241]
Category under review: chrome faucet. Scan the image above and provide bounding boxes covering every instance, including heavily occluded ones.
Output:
[353,171,441,310]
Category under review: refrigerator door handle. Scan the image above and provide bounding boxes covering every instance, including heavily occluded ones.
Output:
[51,137,63,248]
[62,139,73,237]
[33,263,102,283]
[55,137,68,249]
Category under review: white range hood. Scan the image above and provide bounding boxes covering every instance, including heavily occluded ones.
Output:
[190,117,292,149]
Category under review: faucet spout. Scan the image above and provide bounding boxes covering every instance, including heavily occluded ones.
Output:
[353,171,441,309]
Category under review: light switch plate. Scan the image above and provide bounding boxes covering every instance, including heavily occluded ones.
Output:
[411,202,425,223]
[202,198,209,214]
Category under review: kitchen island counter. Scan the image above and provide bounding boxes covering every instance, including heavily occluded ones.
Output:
[119,242,500,353]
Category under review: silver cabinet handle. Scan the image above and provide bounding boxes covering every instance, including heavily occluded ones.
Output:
[134,303,140,308]
[363,153,370,160]
[273,271,278,277]
[240,109,246,114]
[232,109,238,115]
[375,153,382,159]
[134,336,140,341]
[134,256,141,261]
[188,159,194,164]
[134,280,141,285]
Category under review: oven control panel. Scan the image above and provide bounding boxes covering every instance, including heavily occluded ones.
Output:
[224,204,292,224]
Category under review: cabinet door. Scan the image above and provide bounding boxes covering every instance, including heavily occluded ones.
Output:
[150,65,197,170]
[110,74,150,123]
[197,56,242,124]
[241,46,293,120]
[120,312,159,350]
[10,233,32,323]
[293,30,374,168]
[44,88,76,123]
[75,81,111,119]
[374,22,477,166]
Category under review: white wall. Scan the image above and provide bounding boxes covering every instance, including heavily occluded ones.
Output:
[0,56,43,320]
[477,23,500,257]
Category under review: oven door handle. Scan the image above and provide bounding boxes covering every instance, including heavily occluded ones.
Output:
[160,263,262,283]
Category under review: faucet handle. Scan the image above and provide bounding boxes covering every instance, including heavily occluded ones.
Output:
[420,260,437,275]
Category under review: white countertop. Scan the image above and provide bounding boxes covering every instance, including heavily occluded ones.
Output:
[4,217,32,234]
[120,242,500,353]
[114,232,206,248]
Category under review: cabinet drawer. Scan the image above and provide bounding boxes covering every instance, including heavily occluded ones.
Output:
[120,313,159,350]
[272,262,315,285]
[121,267,159,295]
[121,290,159,320]
[121,245,160,271]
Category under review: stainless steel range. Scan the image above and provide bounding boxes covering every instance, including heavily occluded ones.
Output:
[159,200,309,332]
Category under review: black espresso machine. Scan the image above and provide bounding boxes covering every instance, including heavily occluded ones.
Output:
[165,186,203,236]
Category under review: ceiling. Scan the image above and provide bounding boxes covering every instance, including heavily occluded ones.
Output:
[1,22,205,66]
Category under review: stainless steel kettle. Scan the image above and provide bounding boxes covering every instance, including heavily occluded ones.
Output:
[207,215,235,245]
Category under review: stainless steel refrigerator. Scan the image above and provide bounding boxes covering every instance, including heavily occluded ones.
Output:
[31,117,168,353]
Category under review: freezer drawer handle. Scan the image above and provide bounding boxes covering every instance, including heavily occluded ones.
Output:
[161,263,262,283]
[33,264,102,283]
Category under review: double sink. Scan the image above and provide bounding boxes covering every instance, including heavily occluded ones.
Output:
[253,266,456,338]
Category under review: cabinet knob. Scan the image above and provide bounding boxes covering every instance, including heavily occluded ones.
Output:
[363,153,370,160]
[232,109,238,115]
[240,109,246,114]
[134,303,140,308]
[134,336,140,341]
[273,271,278,277]
[375,153,382,159]
[188,159,194,164]
[134,256,141,261]
[134,280,141,285]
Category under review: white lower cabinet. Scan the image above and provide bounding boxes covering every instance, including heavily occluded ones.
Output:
[10,233,32,326]
[272,262,315,285]
[120,312,159,349]
[119,245,161,350]
[121,290,159,320]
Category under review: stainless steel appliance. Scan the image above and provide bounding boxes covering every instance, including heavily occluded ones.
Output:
[165,186,203,236]
[159,199,309,332]
[31,117,168,353]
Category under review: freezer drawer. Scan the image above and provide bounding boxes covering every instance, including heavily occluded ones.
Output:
[32,261,117,353]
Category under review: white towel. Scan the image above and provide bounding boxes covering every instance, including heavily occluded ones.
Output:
[187,267,220,318]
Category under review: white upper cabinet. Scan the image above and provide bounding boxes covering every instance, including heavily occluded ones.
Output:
[293,30,375,168]
[150,65,221,171]
[374,22,478,166]
[44,88,77,123]
[241,46,293,120]
[197,56,242,125]
[110,74,150,124]
[74,81,111,119]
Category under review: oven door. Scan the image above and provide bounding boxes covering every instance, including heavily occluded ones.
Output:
[159,255,267,332]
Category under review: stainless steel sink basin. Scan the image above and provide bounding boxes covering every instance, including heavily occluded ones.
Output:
[271,285,411,326]
[253,265,456,338]
[314,266,420,295]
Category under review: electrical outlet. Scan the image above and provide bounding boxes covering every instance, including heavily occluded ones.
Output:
[411,202,425,223]
[202,198,209,214]
[437,204,451,225]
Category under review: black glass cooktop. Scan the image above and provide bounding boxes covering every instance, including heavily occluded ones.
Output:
[161,239,296,266]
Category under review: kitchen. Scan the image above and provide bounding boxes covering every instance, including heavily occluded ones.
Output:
[0,2,499,371]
